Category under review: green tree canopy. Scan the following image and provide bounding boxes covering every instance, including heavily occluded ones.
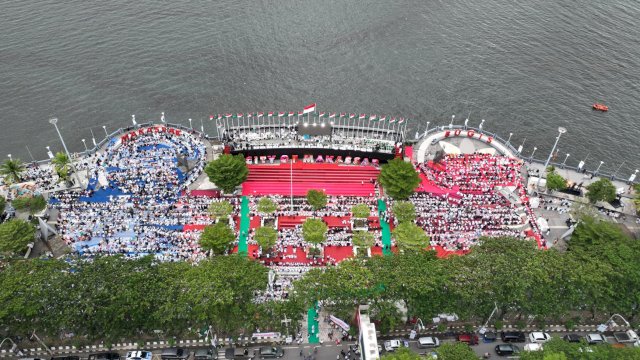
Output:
[0,195,5,214]
[204,154,249,193]
[302,218,328,245]
[0,158,25,184]
[380,348,421,360]
[351,203,371,218]
[199,221,236,255]
[0,219,35,255]
[208,200,233,219]
[546,170,567,191]
[378,158,421,200]
[254,226,277,251]
[632,183,640,215]
[392,222,429,252]
[392,201,416,223]
[306,189,328,210]
[436,343,479,360]
[257,197,278,215]
[352,230,374,248]
[52,152,71,181]
[11,194,47,214]
[585,178,616,203]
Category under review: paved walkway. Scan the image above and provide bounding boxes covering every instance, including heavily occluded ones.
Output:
[307,303,320,344]
[377,199,392,256]
[238,196,250,255]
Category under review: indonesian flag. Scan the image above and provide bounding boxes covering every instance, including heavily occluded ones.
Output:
[349,114,355,119]
[340,113,346,118]
[398,117,405,124]
[298,111,304,116]
[209,115,214,120]
[389,117,396,123]
[225,113,232,118]
[217,114,222,120]
[247,113,253,118]
[369,114,377,121]
[303,103,316,114]
[268,112,274,117]
[359,114,366,120]
[379,116,386,122]
[329,113,336,119]
[258,112,264,118]
[319,112,326,118]
[278,112,285,117]
[288,112,294,117]
[237,113,243,118]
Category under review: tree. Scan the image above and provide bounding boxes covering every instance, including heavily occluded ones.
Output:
[392,201,416,223]
[351,203,371,218]
[352,230,374,248]
[0,158,25,184]
[435,343,479,360]
[585,178,616,203]
[302,218,328,246]
[0,219,35,255]
[306,189,327,210]
[199,221,235,255]
[545,171,567,191]
[257,197,278,215]
[378,159,421,200]
[204,154,249,193]
[52,152,71,181]
[254,226,277,251]
[392,222,429,252]
[0,195,5,214]
[208,201,233,219]
[11,194,47,214]
[633,184,640,215]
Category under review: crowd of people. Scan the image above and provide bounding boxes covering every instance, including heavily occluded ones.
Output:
[51,127,210,261]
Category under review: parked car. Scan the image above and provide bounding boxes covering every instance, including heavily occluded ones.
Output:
[161,348,190,360]
[523,343,543,352]
[88,353,121,360]
[257,347,284,359]
[495,344,520,356]
[51,357,80,360]
[383,339,402,352]
[126,351,153,360]
[457,333,479,345]
[194,348,218,360]
[562,334,582,343]
[417,337,440,348]
[614,330,639,343]
[224,348,253,360]
[585,334,606,345]
[528,332,551,343]
[500,331,526,343]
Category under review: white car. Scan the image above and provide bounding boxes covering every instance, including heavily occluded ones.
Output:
[585,333,606,345]
[383,339,402,352]
[126,351,153,360]
[524,343,543,352]
[418,337,440,348]
[528,332,551,344]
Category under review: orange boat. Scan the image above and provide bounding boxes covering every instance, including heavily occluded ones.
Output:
[593,103,608,111]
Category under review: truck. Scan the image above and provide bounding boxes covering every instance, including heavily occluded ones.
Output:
[613,330,639,343]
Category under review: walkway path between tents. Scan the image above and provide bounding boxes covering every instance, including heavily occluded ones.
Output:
[377,199,393,256]
[307,303,320,343]
[238,196,249,255]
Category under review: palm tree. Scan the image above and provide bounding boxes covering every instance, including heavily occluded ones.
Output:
[51,152,70,181]
[0,158,25,184]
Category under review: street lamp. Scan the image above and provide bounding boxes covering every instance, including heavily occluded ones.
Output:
[102,125,108,137]
[161,111,166,123]
[530,146,537,160]
[81,139,88,152]
[598,314,631,333]
[506,132,513,147]
[517,138,526,154]
[200,118,204,133]
[537,127,567,190]
[46,146,54,159]
[188,118,193,130]
[90,128,97,147]
[629,169,638,183]
[479,119,485,130]
[594,161,604,176]
[7,154,11,160]
[562,154,570,167]
[611,160,626,179]
[424,121,430,137]
[449,115,455,129]
[49,117,81,187]
[0,337,23,356]
[131,114,137,126]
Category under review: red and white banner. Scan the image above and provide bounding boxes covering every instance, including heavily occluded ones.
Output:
[303,103,316,114]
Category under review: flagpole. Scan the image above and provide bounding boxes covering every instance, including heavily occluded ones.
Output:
[290,158,293,208]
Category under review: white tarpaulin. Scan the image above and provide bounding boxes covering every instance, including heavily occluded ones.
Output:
[330,315,350,331]
[438,141,461,154]
[537,217,549,233]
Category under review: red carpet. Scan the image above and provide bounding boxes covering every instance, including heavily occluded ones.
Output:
[250,216,261,230]
[324,216,351,228]
[183,224,207,232]
[242,163,379,196]
[324,245,353,262]
[278,216,306,229]
[185,189,221,197]
[430,246,467,258]
[405,145,413,161]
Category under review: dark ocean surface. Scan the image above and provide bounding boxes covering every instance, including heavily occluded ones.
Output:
[1,0,639,176]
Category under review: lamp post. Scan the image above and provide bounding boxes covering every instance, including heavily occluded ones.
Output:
[7,154,11,160]
[517,138,526,154]
[90,128,97,147]
[562,154,570,168]
[530,146,537,160]
[200,118,204,134]
[506,133,513,147]
[81,139,88,152]
[629,169,638,184]
[0,337,23,356]
[188,118,193,130]
[611,160,626,180]
[594,161,604,176]
[479,119,485,130]
[537,127,567,190]
[598,314,631,333]
[423,121,430,137]
[131,114,137,126]
[46,146,54,159]
[49,117,81,187]
[102,125,108,137]
[161,111,166,123]
[449,115,455,129]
